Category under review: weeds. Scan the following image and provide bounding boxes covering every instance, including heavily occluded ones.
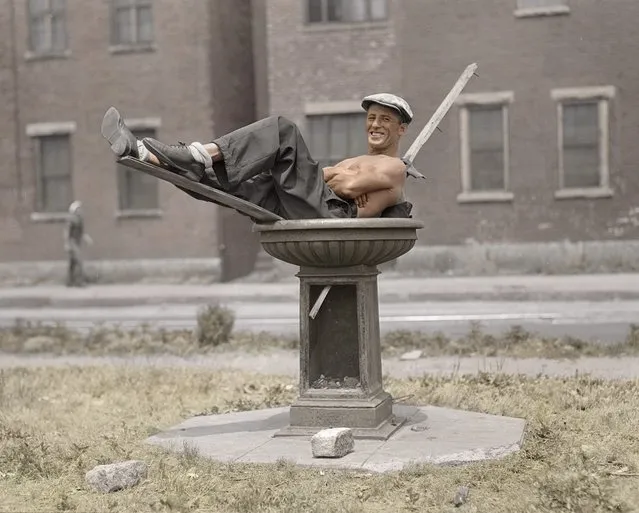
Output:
[195,304,235,347]
[3,319,638,361]
[0,367,638,511]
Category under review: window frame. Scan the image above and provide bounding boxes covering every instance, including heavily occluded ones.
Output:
[514,0,570,18]
[456,91,514,204]
[552,86,615,200]
[303,101,367,169]
[109,0,155,53]
[115,118,163,218]
[26,0,69,59]
[26,122,76,221]
[304,0,388,25]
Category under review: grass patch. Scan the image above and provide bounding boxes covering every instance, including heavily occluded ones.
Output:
[2,318,639,360]
[1,367,638,512]
[383,322,639,359]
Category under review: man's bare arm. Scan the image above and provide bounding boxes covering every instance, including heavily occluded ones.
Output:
[322,166,340,182]
[327,158,406,198]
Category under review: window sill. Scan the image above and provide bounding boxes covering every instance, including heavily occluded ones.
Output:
[554,187,613,200]
[25,50,71,62]
[514,5,570,18]
[30,212,68,223]
[457,191,514,204]
[109,44,156,55]
[300,21,389,33]
[116,209,163,219]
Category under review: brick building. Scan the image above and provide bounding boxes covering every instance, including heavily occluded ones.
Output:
[264,0,639,245]
[0,0,258,278]
[2,0,639,278]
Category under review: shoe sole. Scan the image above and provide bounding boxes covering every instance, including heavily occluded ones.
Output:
[101,107,133,157]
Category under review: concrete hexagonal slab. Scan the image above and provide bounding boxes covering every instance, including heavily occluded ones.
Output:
[147,405,526,473]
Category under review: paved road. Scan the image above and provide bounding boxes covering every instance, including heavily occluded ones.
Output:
[2,300,638,342]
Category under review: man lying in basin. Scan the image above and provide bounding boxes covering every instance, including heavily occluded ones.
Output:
[101,94,418,219]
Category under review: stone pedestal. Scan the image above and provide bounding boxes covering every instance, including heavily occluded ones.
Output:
[254,219,423,440]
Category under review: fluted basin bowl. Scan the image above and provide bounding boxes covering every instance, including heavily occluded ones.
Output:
[253,218,424,268]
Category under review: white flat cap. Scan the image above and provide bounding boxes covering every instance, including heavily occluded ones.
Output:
[361,93,413,124]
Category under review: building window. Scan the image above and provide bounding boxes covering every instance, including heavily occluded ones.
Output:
[552,86,615,199]
[515,0,569,17]
[306,0,387,24]
[117,128,159,212]
[456,92,514,203]
[305,112,367,168]
[111,0,154,47]
[27,0,67,56]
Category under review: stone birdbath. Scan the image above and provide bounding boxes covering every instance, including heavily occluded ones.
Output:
[253,218,424,440]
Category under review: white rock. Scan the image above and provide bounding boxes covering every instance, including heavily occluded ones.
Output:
[311,428,354,458]
[400,350,423,361]
[85,460,148,493]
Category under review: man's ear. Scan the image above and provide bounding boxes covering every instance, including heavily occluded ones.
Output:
[398,123,407,136]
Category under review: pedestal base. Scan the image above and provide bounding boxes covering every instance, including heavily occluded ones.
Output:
[273,393,407,440]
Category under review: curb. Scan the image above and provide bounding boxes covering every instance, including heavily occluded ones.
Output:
[1,290,637,309]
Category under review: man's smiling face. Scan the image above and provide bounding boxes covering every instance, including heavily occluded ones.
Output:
[366,103,407,154]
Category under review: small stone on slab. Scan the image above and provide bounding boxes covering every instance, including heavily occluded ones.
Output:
[85,460,148,493]
[453,485,470,507]
[400,350,423,361]
[311,428,354,458]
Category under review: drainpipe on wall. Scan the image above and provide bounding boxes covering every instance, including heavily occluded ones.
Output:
[9,0,23,202]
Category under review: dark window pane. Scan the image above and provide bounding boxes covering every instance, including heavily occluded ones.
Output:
[469,105,503,151]
[346,0,368,22]
[30,16,48,52]
[115,7,133,44]
[563,147,600,188]
[470,151,505,190]
[51,14,66,51]
[307,116,329,161]
[41,135,71,178]
[130,171,158,209]
[370,0,387,20]
[306,113,367,167]
[307,0,324,22]
[563,102,598,146]
[327,0,343,21]
[38,134,72,212]
[562,102,600,188]
[29,0,49,15]
[329,115,350,160]
[468,106,505,191]
[42,176,72,212]
[348,114,368,156]
[137,5,153,43]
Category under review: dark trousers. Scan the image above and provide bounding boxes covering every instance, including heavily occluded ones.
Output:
[202,116,355,219]
[66,244,84,287]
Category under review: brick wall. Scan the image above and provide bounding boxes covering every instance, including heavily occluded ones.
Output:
[0,0,255,262]
[265,0,401,126]
[265,0,639,245]
[0,1,22,251]
[398,0,639,245]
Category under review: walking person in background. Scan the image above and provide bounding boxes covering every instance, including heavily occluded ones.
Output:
[64,201,93,287]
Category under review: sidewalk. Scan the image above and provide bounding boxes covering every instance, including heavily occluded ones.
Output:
[1,273,638,308]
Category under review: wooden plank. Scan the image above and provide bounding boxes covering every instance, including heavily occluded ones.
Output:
[403,63,478,166]
[309,285,332,319]
[117,156,283,223]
